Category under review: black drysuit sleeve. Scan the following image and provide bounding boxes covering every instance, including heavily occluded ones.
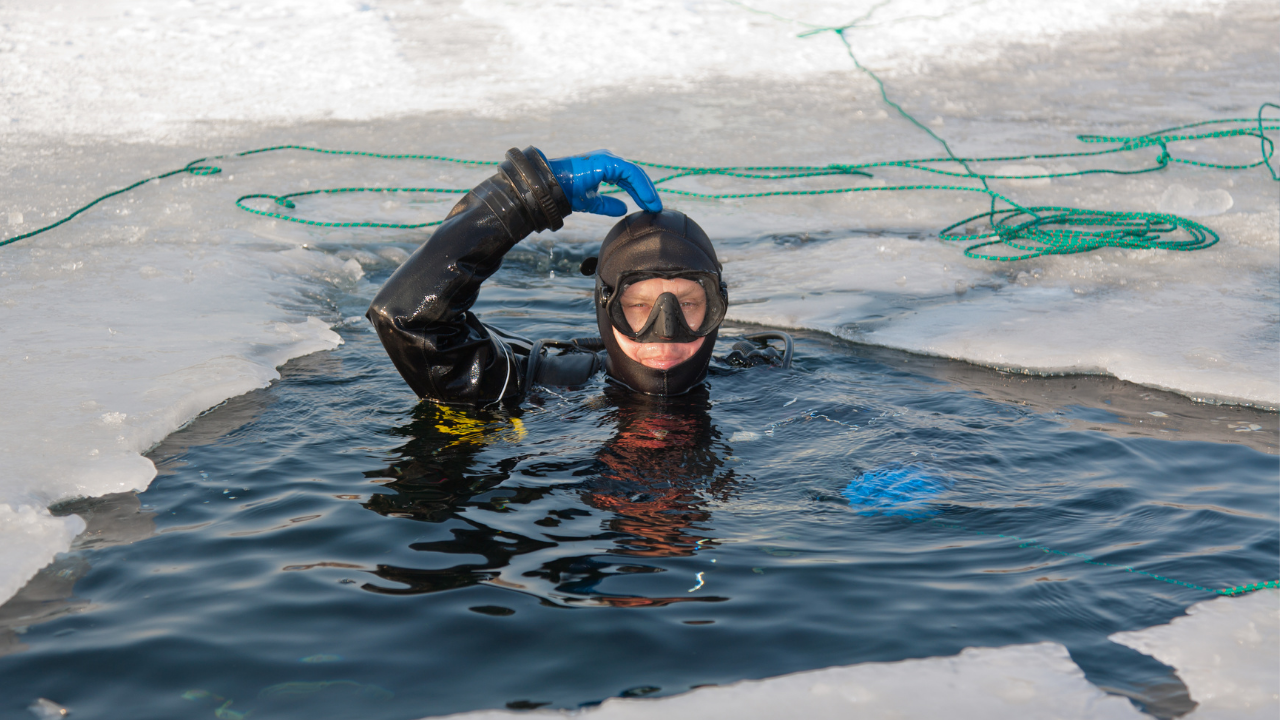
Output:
[366,147,572,405]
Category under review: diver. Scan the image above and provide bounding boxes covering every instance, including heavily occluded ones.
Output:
[367,147,789,404]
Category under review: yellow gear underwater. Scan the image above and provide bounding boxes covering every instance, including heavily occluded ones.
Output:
[432,405,527,448]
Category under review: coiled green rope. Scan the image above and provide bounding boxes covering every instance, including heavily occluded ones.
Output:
[727,0,1277,260]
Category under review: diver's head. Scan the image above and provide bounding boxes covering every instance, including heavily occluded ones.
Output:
[593,210,725,396]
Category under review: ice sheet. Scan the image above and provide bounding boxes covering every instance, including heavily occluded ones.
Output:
[0,0,1236,140]
[714,204,1279,407]
[0,221,346,602]
[431,642,1147,720]
[1111,590,1280,720]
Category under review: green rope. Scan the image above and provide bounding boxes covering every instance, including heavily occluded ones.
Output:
[2,22,1276,262]
[1,157,218,249]
[1,146,495,248]
[1220,580,1280,596]
[6,116,1271,259]
[721,0,1277,260]
[927,519,1279,598]
[235,187,468,229]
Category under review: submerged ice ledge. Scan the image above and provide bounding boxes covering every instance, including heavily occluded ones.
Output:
[437,591,1278,720]
[1112,590,1280,719]
[0,230,350,605]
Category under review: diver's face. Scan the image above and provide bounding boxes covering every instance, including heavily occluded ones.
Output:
[612,277,707,370]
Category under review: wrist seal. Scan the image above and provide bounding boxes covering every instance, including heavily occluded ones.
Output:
[502,147,569,232]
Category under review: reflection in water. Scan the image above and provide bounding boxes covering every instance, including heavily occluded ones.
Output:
[585,388,734,560]
[0,493,156,657]
[0,364,271,657]
[361,386,734,607]
[2,324,1271,718]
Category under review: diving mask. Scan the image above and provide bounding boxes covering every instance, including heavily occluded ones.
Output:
[599,271,728,344]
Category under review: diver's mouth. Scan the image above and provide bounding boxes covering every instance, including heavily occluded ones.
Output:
[616,333,706,371]
[637,356,688,371]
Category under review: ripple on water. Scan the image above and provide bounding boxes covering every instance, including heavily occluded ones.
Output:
[0,300,1275,720]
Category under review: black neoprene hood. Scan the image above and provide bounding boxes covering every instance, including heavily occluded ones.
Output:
[595,211,724,396]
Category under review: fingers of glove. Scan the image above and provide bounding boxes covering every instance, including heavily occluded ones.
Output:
[601,158,663,213]
[548,151,662,214]
[582,194,630,217]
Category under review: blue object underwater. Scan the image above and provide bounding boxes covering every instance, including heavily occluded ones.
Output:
[842,465,948,517]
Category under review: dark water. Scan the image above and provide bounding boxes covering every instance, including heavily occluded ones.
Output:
[1,241,1276,720]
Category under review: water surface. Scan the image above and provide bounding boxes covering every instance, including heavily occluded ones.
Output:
[1,243,1275,720]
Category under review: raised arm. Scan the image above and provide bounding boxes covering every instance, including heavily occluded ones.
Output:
[366,146,660,405]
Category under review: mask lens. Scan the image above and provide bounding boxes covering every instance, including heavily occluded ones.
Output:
[618,277,710,333]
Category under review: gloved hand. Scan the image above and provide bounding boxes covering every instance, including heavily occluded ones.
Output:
[542,150,663,216]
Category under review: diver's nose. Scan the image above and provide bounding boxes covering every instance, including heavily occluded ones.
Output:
[653,293,681,339]
[658,308,678,339]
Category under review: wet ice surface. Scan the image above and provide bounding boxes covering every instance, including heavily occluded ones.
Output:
[0,0,1277,715]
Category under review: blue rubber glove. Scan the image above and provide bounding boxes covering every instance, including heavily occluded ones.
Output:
[542,150,663,216]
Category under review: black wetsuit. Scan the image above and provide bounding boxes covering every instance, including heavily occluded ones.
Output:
[366,148,601,406]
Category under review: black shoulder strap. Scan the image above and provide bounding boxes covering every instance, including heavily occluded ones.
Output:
[720,332,794,369]
[525,337,605,390]
[746,332,793,368]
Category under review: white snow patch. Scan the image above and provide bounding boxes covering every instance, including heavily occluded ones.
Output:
[431,642,1145,720]
[1158,184,1235,217]
[0,211,346,604]
[1111,590,1280,720]
[716,206,1280,408]
[993,164,1053,187]
[0,0,1239,140]
[0,505,85,608]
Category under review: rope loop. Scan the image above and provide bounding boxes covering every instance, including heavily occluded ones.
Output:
[940,206,1219,261]
[1259,102,1280,181]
